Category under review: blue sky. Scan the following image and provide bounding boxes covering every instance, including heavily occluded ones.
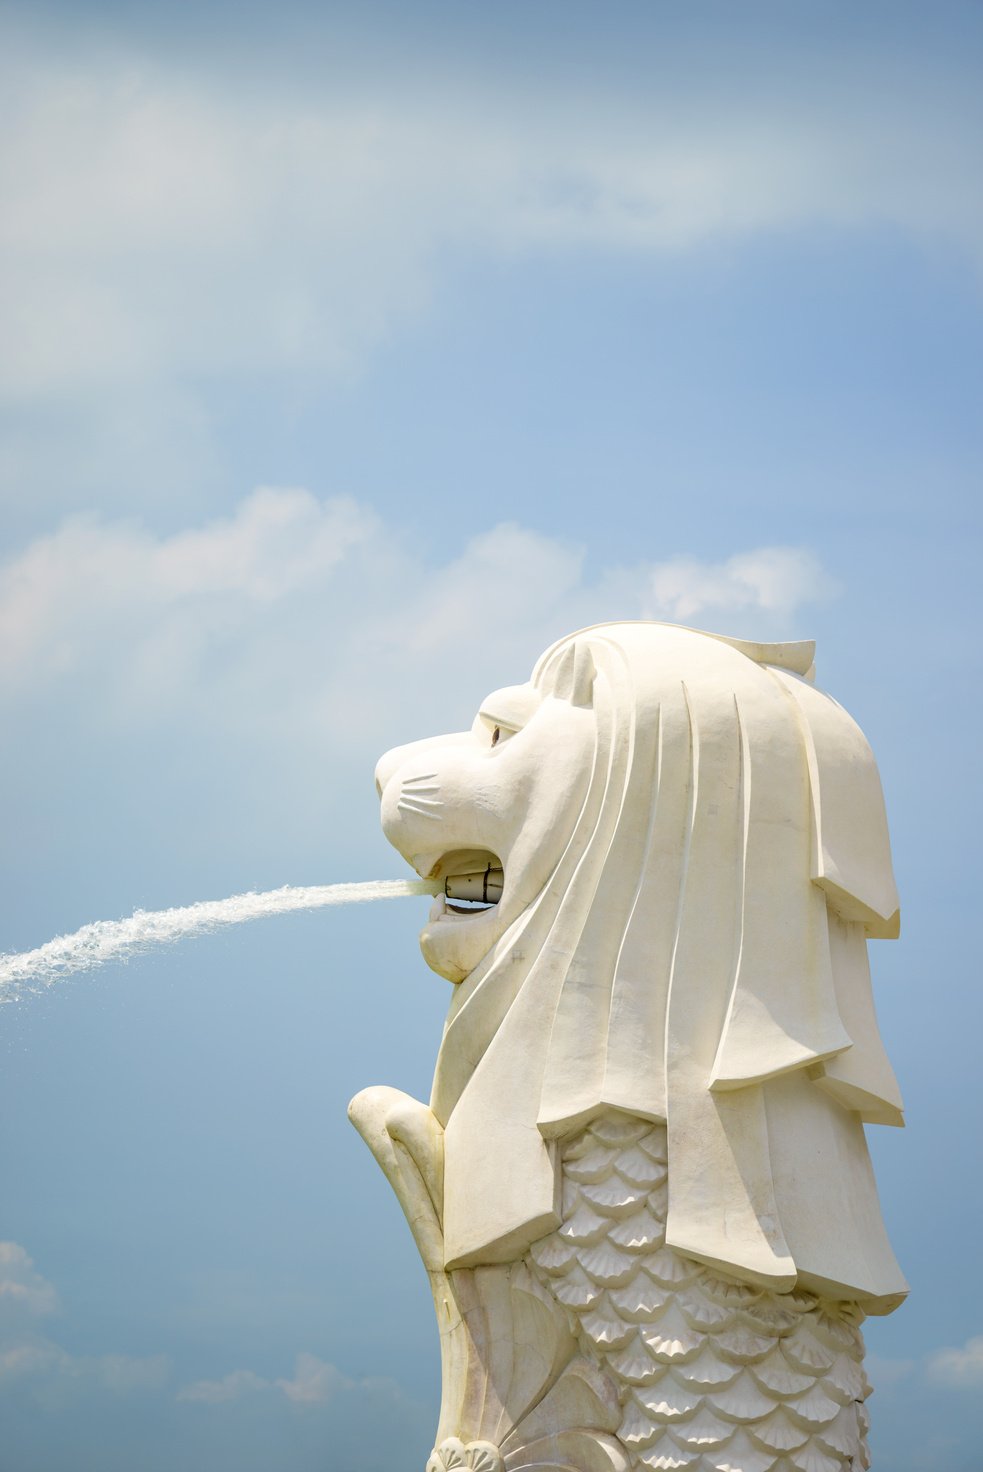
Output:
[1,2,981,1468]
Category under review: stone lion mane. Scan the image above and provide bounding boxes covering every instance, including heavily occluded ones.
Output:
[431,623,905,1312]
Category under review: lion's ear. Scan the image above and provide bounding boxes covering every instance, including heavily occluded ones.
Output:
[553,642,596,707]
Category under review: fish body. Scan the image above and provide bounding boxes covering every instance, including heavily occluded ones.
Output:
[525,1112,870,1472]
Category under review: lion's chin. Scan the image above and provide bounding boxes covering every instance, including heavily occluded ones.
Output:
[419,891,508,985]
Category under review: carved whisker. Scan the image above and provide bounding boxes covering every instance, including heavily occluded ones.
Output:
[397,798,444,820]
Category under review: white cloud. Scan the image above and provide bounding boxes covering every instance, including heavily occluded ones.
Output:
[0,488,375,700]
[73,1352,171,1393]
[177,1352,402,1408]
[276,1351,353,1404]
[156,488,373,602]
[0,490,834,731]
[0,1341,60,1379]
[927,1335,983,1388]
[0,1241,169,1396]
[390,522,586,659]
[0,31,980,402]
[178,1368,270,1403]
[646,547,836,622]
[0,1242,59,1318]
[865,1351,916,1386]
[0,491,837,885]
[0,1340,170,1393]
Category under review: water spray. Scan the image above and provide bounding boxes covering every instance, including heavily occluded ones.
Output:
[0,866,509,1001]
[0,879,440,1001]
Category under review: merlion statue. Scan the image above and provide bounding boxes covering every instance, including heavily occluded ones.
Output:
[351,622,906,1472]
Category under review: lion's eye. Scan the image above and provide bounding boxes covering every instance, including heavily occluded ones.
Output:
[480,718,517,748]
[476,683,541,747]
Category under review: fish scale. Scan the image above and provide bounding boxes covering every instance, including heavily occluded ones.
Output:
[524,1113,871,1472]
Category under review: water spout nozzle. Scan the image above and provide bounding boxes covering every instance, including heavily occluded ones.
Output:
[444,868,504,904]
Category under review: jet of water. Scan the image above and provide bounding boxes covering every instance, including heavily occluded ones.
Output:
[0,879,437,1001]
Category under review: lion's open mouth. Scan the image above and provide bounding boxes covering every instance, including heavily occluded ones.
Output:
[435,849,504,917]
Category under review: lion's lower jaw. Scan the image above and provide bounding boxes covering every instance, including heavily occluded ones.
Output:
[523,1113,871,1472]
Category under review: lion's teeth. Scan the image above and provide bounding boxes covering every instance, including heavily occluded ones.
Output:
[429,894,447,922]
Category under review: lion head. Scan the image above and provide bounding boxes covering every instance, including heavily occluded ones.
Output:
[375,622,906,1312]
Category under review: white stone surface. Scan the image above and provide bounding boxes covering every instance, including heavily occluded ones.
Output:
[352,622,905,1471]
